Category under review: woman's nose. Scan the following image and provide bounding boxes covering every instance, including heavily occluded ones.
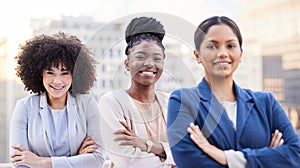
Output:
[143,59,154,67]
[53,77,62,84]
[216,47,229,58]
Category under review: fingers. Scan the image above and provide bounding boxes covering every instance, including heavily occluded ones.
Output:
[12,144,27,152]
[187,122,209,147]
[113,134,134,146]
[114,129,132,136]
[10,154,23,163]
[79,144,100,154]
[269,129,284,148]
[10,145,27,164]
[189,123,202,135]
[10,151,22,159]
[117,141,134,146]
[78,137,100,154]
[187,123,202,137]
[119,120,132,132]
[82,137,98,148]
[114,134,132,141]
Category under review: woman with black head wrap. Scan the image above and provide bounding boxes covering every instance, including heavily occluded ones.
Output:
[99,17,176,168]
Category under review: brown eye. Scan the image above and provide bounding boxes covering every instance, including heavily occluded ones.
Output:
[62,71,70,75]
[207,44,216,49]
[46,71,54,75]
[228,44,236,48]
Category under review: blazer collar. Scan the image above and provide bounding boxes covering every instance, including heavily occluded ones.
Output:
[197,77,254,147]
[197,77,253,103]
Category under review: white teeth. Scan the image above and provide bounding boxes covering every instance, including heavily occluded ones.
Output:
[51,85,63,90]
[142,71,155,75]
[215,62,229,65]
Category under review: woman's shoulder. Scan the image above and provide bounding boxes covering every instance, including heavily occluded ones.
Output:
[16,94,40,104]
[73,93,98,105]
[155,89,170,98]
[98,89,126,101]
[169,87,199,98]
[242,88,276,103]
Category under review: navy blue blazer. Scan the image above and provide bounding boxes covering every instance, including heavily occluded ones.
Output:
[167,78,300,168]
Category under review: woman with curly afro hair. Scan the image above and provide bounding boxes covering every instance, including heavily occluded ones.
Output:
[10,32,106,168]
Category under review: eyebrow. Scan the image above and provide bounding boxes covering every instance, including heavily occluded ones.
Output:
[45,67,70,71]
[205,39,238,43]
[132,51,147,55]
[132,51,163,56]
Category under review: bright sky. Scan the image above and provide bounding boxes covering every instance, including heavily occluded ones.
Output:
[0,0,240,35]
[0,0,239,78]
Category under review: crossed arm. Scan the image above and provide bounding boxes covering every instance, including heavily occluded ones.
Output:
[187,122,284,166]
[10,137,100,168]
[114,121,166,158]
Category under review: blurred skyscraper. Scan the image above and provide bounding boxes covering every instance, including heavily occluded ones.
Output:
[240,0,300,131]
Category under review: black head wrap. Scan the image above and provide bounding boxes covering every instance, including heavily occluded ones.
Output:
[125,17,165,55]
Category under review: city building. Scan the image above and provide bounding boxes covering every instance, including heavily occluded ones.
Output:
[240,0,300,131]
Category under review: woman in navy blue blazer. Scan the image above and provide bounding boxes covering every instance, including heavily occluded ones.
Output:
[167,16,300,167]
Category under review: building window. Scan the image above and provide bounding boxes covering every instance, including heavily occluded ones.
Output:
[102,64,106,72]
[102,80,106,88]
[109,49,113,58]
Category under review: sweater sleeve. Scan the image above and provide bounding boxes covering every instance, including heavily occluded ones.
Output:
[98,92,172,168]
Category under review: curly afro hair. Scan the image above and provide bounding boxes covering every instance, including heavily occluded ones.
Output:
[15,32,96,94]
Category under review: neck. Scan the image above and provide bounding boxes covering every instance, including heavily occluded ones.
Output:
[127,85,155,103]
[205,76,236,102]
[47,94,67,110]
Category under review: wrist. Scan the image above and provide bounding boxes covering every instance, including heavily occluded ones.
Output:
[39,157,52,168]
[140,140,147,152]
[145,140,154,153]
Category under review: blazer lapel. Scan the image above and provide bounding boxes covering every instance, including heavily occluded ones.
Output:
[66,92,84,155]
[198,79,236,148]
[234,82,254,147]
[39,93,54,155]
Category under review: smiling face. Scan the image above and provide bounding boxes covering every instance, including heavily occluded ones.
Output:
[194,24,242,79]
[42,64,72,105]
[125,40,164,88]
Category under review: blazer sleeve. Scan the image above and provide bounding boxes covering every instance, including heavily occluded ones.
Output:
[167,89,226,168]
[98,92,169,168]
[240,93,300,167]
[10,99,30,168]
[51,95,106,168]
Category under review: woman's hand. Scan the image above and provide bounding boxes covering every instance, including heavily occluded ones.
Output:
[269,129,284,148]
[187,123,227,165]
[113,121,147,151]
[10,144,51,168]
[78,136,100,155]
[187,123,209,148]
